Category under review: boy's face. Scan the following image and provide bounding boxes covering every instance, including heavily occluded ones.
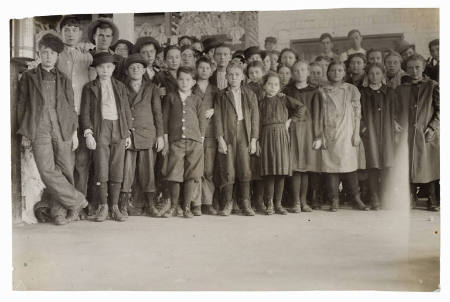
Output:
[181,49,196,68]
[264,76,280,97]
[317,59,329,77]
[177,72,196,92]
[328,64,346,82]
[265,41,275,51]
[127,62,145,81]
[214,46,231,68]
[166,49,181,71]
[406,59,425,81]
[114,43,129,58]
[179,38,192,47]
[263,56,271,72]
[430,45,439,60]
[349,57,365,75]
[248,54,262,63]
[140,44,157,66]
[39,46,59,69]
[384,55,401,76]
[197,62,212,80]
[349,32,362,49]
[367,66,384,85]
[94,27,114,51]
[278,67,291,86]
[292,63,309,83]
[62,25,81,47]
[401,48,415,61]
[321,37,333,53]
[248,66,263,83]
[270,53,279,71]
[226,67,244,88]
[95,62,115,79]
[368,51,383,65]
[309,65,323,83]
[281,51,296,67]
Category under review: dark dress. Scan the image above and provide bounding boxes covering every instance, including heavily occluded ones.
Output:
[360,85,397,169]
[283,84,322,172]
[259,94,304,176]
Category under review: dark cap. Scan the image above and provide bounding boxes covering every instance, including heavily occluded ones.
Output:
[396,40,415,55]
[87,18,119,45]
[38,33,65,53]
[91,52,119,67]
[124,53,148,69]
[202,37,222,53]
[244,46,262,60]
[58,15,81,31]
[110,39,134,52]
[133,36,162,54]
[265,36,277,44]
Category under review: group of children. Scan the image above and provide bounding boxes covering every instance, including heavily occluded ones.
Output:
[17,15,440,225]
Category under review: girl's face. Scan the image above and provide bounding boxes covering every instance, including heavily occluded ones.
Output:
[140,44,157,66]
[248,66,264,83]
[177,72,196,92]
[292,62,309,83]
[166,49,181,71]
[181,49,196,68]
[367,66,384,85]
[263,56,271,72]
[264,76,281,97]
[226,67,244,88]
[114,43,129,58]
[270,53,279,71]
[278,66,291,86]
[196,62,212,80]
[95,62,116,80]
[384,55,401,76]
[349,57,365,75]
[281,51,296,67]
[368,51,383,65]
[127,62,145,80]
[309,65,323,85]
[328,64,346,83]
[39,46,58,69]
[406,59,425,81]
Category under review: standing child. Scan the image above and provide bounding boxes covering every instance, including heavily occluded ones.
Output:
[278,48,298,69]
[17,33,88,225]
[81,53,133,222]
[133,36,162,82]
[309,61,325,88]
[246,60,267,214]
[193,56,219,215]
[278,64,292,90]
[214,61,260,216]
[260,72,306,215]
[360,63,400,210]
[384,50,407,89]
[162,66,206,218]
[319,61,369,212]
[340,29,366,62]
[119,54,164,217]
[210,43,232,90]
[346,53,367,90]
[284,61,323,212]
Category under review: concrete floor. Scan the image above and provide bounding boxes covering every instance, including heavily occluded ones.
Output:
[12,209,440,291]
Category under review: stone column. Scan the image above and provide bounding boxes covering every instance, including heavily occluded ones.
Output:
[243,11,259,48]
[113,13,135,42]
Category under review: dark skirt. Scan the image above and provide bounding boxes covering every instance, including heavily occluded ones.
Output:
[260,123,290,176]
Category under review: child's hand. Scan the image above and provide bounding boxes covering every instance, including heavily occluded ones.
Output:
[218,136,227,154]
[162,143,169,157]
[352,133,361,146]
[394,121,402,133]
[277,92,286,98]
[85,134,96,150]
[125,137,132,149]
[424,127,436,142]
[155,136,164,152]
[249,138,257,155]
[312,139,322,150]
[285,119,292,130]
[21,136,31,150]
[204,109,214,119]
[72,131,79,151]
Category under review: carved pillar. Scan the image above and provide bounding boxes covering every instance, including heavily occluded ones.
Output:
[243,11,259,48]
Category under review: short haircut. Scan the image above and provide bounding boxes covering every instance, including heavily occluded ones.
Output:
[196,56,212,68]
[60,16,80,29]
[292,60,310,70]
[262,71,281,86]
[384,49,403,62]
[95,22,114,33]
[315,55,331,63]
[277,63,291,73]
[180,45,195,54]
[366,48,383,59]
[326,61,346,81]
[346,52,367,67]
[428,39,439,50]
[405,54,426,66]
[177,66,196,79]
[347,29,362,37]
[226,61,244,73]
[278,48,299,63]
[366,62,386,74]
[309,61,322,69]
[215,43,232,52]
[246,60,264,76]
[319,33,333,41]
[164,45,181,59]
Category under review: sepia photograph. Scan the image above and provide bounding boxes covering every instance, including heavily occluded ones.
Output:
[5,1,443,295]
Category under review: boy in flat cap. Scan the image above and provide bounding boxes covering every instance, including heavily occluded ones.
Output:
[57,15,94,218]
[81,52,133,222]
[210,43,232,90]
[133,36,162,82]
[119,54,165,217]
[17,33,88,225]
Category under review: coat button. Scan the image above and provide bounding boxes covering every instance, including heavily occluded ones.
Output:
[132,128,136,131]
[182,118,185,122]
[182,134,186,138]
[183,110,186,114]
[182,126,186,130]
[132,117,135,121]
